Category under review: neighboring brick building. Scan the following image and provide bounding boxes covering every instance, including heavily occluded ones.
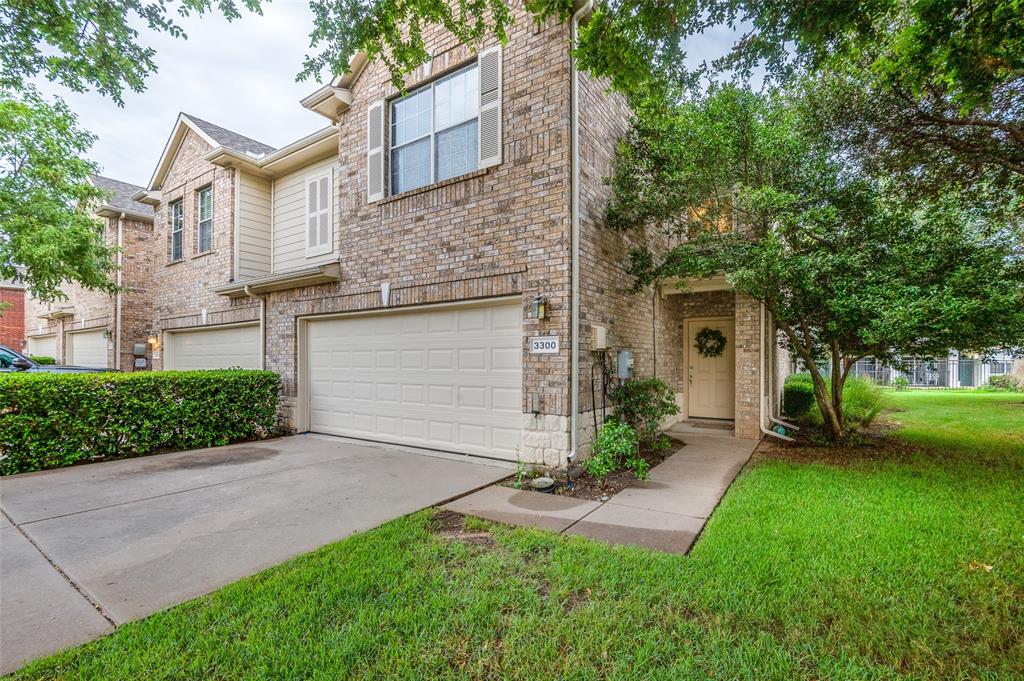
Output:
[0,280,25,350]
[24,176,155,369]
[120,1,776,467]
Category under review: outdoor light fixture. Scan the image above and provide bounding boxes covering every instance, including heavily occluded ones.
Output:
[147,333,159,346]
[529,295,547,320]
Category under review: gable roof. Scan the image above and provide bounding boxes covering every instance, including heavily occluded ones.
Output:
[91,175,154,218]
[184,114,276,157]
[145,113,277,192]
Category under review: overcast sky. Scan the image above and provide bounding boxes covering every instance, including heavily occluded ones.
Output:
[34,2,748,187]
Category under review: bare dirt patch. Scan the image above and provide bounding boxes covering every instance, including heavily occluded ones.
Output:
[429,510,497,548]
[754,419,919,466]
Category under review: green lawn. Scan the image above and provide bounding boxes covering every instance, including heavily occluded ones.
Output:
[12,391,1023,679]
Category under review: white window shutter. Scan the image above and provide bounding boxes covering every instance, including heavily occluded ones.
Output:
[477,46,502,169]
[367,100,386,202]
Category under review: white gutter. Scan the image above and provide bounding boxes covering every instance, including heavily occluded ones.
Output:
[759,302,796,441]
[243,285,266,370]
[568,0,593,467]
[114,213,124,371]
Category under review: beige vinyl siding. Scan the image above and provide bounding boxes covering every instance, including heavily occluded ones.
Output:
[237,172,272,279]
[272,155,339,274]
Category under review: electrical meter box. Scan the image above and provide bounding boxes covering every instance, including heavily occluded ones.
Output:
[592,325,609,350]
[616,350,634,379]
[133,343,147,357]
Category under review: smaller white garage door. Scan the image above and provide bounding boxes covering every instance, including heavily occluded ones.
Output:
[67,329,109,367]
[165,324,260,370]
[26,334,57,359]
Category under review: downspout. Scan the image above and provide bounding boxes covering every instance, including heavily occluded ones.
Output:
[760,302,797,441]
[568,0,593,469]
[243,285,266,370]
[114,213,124,370]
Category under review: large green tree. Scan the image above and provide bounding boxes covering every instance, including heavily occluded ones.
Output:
[0,88,115,301]
[0,0,263,300]
[608,86,1024,441]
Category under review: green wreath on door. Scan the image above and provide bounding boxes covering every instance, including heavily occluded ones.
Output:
[694,327,727,358]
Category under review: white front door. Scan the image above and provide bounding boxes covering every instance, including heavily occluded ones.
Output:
[686,318,735,419]
[67,330,109,368]
[304,300,523,460]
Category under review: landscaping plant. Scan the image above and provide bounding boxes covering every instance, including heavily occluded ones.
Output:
[608,377,679,452]
[0,369,280,475]
[783,373,816,417]
[985,374,1022,392]
[892,375,910,391]
[27,355,55,365]
[583,420,647,484]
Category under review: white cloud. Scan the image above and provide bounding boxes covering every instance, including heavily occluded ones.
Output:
[34,1,327,185]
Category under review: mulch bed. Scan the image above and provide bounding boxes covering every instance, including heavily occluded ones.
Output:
[754,418,921,467]
[502,436,686,502]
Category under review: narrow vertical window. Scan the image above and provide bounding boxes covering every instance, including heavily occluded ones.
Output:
[197,186,213,253]
[305,171,332,256]
[170,199,184,261]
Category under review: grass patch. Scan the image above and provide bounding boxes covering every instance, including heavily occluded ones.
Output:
[11,392,1024,679]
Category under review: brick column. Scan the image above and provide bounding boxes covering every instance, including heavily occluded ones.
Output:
[733,294,762,439]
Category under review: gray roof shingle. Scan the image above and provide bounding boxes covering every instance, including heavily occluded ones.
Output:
[91,175,154,216]
[184,114,276,157]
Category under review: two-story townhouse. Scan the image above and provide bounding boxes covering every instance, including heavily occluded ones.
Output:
[173,2,777,468]
[133,114,344,371]
[24,176,156,369]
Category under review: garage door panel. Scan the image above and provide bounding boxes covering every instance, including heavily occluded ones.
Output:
[166,325,259,370]
[307,302,523,459]
[68,330,108,368]
[27,335,57,358]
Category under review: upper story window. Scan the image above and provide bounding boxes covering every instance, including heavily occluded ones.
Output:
[367,47,502,203]
[305,171,333,256]
[197,186,213,253]
[390,64,479,194]
[170,199,184,261]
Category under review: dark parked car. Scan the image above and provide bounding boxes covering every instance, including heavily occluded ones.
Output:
[0,344,115,373]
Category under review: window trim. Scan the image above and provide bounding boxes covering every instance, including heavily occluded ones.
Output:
[388,62,479,196]
[170,198,184,262]
[196,185,213,254]
[304,169,334,258]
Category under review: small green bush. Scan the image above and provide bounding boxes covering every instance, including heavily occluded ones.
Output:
[985,374,1022,392]
[28,355,56,365]
[608,377,679,451]
[584,420,647,483]
[783,373,816,417]
[0,370,281,475]
[892,375,910,391]
[807,375,886,430]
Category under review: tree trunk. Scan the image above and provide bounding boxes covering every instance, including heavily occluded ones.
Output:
[776,320,846,442]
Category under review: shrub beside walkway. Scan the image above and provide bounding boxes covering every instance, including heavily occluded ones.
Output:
[447,431,757,553]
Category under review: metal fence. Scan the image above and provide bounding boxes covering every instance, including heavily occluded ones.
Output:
[848,357,1015,388]
[798,357,1016,388]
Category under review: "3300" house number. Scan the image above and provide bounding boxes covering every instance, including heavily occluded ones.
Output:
[529,336,560,354]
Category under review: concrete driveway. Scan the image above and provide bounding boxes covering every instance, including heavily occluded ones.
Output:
[0,435,509,673]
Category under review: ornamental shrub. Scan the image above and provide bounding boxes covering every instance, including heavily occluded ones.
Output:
[28,355,56,365]
[0,370,280,475]
[783,373,816,417]
[584,420,647,483]
[608,377,679,451]
[892,375,910,391]
[986,374,1022,392]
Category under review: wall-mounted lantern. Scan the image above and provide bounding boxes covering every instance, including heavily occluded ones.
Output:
[528,295,547,320]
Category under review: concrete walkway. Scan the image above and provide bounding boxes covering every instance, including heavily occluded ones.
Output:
[0,436,509,674]
[446,430,757,553]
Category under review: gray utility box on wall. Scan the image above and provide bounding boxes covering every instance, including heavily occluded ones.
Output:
[617,350,634,379]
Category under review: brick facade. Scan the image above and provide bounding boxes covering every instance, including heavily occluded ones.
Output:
[0,285,25,349]
[24,214,155,369]
[149,129,259,368]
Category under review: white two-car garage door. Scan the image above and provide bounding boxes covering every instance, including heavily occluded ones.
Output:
[306,301,523,460]
[67,329,109,367]
[165,324,260,370]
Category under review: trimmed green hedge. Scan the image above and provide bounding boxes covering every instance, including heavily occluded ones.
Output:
[0,370,280,475]
[783,372,816,417]
[28,355,56,365]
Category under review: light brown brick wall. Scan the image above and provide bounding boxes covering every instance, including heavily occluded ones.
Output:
[24,215,155,369]
[150,129,258,368]
[575,69,765,448]
[264,6,574,445]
